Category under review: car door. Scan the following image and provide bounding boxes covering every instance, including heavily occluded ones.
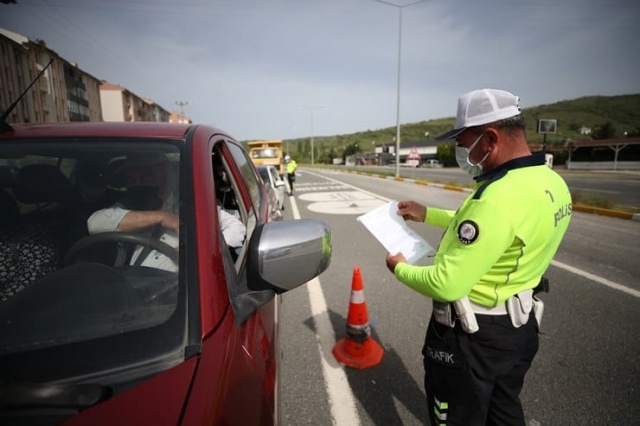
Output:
[268,166,285,210]
[221,139,280,422]
[189,135,279,424]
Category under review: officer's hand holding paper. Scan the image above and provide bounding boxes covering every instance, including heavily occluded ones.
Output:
[357,201,433,265]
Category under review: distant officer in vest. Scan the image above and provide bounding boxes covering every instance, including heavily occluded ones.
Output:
[284,154,297,196]
[384,89,572,426]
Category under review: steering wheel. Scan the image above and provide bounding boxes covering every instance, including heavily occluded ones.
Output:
[64,232,179,267]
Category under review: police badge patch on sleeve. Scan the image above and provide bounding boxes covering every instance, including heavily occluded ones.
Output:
[457,220,479,244]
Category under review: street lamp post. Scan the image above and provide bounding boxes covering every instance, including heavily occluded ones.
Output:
[373,0,427,178]
[301,105,324,165]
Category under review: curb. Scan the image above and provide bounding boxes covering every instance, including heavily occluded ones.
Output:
[343,169,639,222]
[571,204,637,221]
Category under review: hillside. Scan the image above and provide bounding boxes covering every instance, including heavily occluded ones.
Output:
[283,94,640,162]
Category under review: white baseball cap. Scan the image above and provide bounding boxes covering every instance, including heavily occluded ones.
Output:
[434,89,521,140]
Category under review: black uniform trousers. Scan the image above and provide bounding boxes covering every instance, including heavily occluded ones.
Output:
[287,172,295,194]
[423,311,539,426]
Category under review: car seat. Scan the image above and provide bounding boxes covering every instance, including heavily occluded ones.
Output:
[13,164,78,210]
[0,189,18,223]
[15,164,84,249]
[0,165,70,302]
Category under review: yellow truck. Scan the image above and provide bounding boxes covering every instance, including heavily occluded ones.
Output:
[247,140,284,177]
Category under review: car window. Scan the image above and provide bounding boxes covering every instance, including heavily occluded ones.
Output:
[269,166,279,183]
[251,148,278,159]
[258,167,270,186]
[226,141,262,233]
[211,142,248,266]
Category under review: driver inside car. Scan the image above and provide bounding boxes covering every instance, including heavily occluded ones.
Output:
[87,154,180,272]
[87,154,246,272]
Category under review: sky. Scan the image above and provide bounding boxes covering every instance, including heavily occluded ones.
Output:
[1,0,639,141]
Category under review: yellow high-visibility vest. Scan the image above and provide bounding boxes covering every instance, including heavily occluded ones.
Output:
[395,152,572,306]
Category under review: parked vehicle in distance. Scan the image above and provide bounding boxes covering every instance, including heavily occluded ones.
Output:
[422,159,443,168]
[247,139,285,177]
[0,121,332,425]
[258,165,286,211]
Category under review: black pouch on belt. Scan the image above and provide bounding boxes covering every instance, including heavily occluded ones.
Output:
[534,276,550,295]
[532,276,549,327]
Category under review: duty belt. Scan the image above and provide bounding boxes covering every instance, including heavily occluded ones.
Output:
[434,278,549,332]
[433,289,540,333]
[469,300,508,315]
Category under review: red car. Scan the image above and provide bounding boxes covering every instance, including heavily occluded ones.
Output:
[0,122,331,425]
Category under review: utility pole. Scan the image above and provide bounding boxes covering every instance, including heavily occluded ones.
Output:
[372,0,428,178]
[175,100,188,123]
[301,105,324,165]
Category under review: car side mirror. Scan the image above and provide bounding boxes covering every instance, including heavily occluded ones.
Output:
[274,180,285,188]
[247,219,331,293]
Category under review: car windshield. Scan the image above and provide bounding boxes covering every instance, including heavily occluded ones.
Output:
[252,148,278,159]
[0,138,186,385]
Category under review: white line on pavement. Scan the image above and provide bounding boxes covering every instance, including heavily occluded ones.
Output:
[551,260,640,298]
[290,194,361,426]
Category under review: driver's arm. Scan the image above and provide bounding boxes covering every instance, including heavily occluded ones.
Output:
[218,207,246,248]
[118,210,178,232]
[88,207,178,234]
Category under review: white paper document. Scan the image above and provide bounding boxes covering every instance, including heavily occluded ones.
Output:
[357,201,434,264]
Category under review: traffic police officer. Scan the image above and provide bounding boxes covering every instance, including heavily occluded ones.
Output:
[385,89,572,426]
[285,154,297,195]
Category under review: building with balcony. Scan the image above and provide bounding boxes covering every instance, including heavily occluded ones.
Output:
[100,81,169,123]
[144,98,171,123]
[2,27,173,126]
[0,28,102,124]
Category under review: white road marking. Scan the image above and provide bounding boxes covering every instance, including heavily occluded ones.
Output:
[297,171,390,215]
[290,195,361,426]
[551,260,640,298]
[299,191,375,202]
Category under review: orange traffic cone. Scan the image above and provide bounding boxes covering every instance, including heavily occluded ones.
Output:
[332,266,384,369]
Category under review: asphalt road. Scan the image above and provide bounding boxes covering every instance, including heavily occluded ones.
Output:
[279,168,640,426]
[343,165,640,212]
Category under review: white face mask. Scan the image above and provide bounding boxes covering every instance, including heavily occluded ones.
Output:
[456,132,490,177]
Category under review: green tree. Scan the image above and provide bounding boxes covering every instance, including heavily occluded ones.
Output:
[301,140,310,162]
[343,142,360,157]
[437,142,457,167]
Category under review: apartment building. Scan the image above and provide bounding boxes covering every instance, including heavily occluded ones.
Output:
[99,81,170,123]
[0,28,102,123]
[2,27,173,125]
[144,98,171,123]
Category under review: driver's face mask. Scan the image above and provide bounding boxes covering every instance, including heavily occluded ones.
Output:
[121,186,163,210]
